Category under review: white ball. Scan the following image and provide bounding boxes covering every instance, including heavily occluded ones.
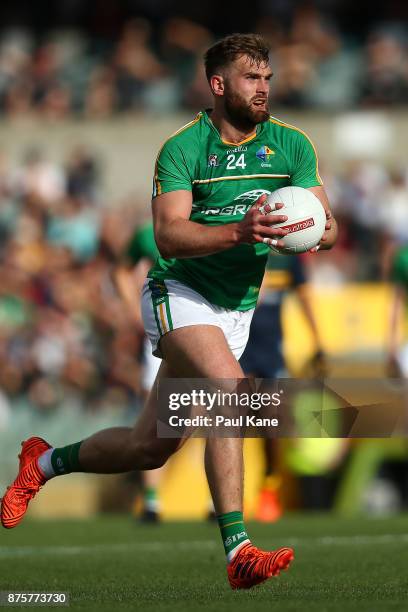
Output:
[263,186,326,254]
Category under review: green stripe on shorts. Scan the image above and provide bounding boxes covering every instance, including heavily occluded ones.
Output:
[164,295,173,331]
[152,298,163,336]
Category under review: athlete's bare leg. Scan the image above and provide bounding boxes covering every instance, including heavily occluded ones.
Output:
[139,386,165,514]
[77,359,183,472]
[159,325,245,515]
[142,467,163,490]
[2,323,294,588]
[204,438,243,514]
[79,325,245,515]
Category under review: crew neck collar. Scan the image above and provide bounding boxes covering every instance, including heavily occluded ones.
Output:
[203,109,265,147]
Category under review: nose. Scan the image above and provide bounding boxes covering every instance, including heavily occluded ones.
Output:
[257,78,269,94]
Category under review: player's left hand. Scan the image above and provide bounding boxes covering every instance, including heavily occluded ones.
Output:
[309,210,333,253]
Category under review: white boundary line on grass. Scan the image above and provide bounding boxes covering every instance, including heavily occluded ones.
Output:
[0,540,217,558]
[2,533,408,559]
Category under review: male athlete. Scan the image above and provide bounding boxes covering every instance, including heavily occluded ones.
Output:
[1,33,337,589]
[115,221,163,521]
[387,244,408,376]
[240,253,325,522]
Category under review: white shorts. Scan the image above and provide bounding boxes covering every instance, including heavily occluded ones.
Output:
[141,278,254,360]
[141,337,161,391]
[397,343,408,377]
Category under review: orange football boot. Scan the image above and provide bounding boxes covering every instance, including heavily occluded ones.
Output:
[255,475,283,523]
[227,542,294,589]
[1,437,51,529]
[255,488,283,523]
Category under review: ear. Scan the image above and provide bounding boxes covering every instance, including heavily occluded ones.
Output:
[210,74,224,97]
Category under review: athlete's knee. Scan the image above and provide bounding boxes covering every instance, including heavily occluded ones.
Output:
[143,453,168,470]
[129,439,171,470]
[141,443,170,469]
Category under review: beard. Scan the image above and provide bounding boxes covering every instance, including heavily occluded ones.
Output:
[223,86,270,130]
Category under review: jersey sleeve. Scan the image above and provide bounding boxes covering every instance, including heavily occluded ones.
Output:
[152,138,192,197]
[125,233,143,264]
[288,129,323,189]
[391,249,408,286]
[125,224,158,265]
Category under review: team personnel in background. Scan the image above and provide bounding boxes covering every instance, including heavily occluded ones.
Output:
[120,222,217,523]
[115,221,163,522]
[240,253,325,521]
[1,33,337,589]
[387,244,408,377]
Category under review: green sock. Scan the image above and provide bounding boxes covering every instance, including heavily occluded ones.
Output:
[50,442,83,475]
[217,511,250,562]
[144,487,159,512]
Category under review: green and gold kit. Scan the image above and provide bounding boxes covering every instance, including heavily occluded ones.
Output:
[149,110,322,311]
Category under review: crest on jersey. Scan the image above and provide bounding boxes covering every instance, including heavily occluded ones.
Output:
[256,146,275,162]
[234,189,271,204]
[207,153,219,167]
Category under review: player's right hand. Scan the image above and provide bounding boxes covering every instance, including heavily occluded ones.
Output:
[237,194,289,247]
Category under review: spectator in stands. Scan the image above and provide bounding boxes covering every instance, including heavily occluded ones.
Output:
[360,30,408,107]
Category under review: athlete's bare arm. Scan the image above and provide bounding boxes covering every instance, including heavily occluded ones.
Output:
[114,258,151,328]
[152,190,289,259]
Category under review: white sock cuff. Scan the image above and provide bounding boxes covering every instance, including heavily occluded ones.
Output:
[37,448,56,480]
[227,539,250,563]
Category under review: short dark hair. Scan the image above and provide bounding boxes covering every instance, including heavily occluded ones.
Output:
[204,33,270,82]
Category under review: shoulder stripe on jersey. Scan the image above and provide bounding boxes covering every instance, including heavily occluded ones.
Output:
[153,113,203,197]
[166,112,203,142]
[192,174,290,185]
[269,117,323,184]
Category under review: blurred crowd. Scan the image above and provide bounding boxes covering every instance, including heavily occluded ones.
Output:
[0,1,407,517]
[0,142,407,427]
[317,160,408,285]
[1,6,408,118]
[0,145,148,427]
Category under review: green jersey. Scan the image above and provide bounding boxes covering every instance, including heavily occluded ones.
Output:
[392,246,408,289]
[149,110,322,311]
[125,221,158,265]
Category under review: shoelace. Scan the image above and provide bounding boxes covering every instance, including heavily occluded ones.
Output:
[10,485,41,502]
[232,546,279,580]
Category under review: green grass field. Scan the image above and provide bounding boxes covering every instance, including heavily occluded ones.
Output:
[1,515,408,612]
